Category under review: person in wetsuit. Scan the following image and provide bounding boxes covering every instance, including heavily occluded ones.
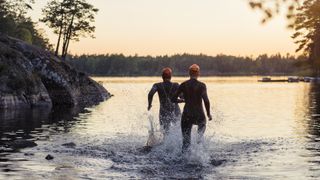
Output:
[172,64,212,152]
[148,68,182,135]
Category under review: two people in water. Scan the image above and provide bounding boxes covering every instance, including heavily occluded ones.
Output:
[148,64,212,151]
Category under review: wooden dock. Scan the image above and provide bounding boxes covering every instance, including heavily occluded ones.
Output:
[258,79,288,82]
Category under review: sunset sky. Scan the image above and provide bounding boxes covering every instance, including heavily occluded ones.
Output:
[30,0,297,57]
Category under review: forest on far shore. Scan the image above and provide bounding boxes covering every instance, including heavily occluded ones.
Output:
[67,53,309,76]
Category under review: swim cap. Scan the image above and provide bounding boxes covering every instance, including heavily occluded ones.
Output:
[162,67,172,79]
[189,64,200,76]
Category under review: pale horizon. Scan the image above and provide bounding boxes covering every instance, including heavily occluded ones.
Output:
[29,0,298,57]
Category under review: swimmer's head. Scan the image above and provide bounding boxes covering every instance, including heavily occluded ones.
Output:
[189,64,200,78]
[162,67,172,80]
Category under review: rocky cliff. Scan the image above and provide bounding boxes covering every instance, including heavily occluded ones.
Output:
[0,34,110,109]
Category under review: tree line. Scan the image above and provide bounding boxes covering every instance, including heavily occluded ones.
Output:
[67,53,308,76]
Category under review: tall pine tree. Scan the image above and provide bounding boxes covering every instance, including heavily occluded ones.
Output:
[41,0,98,59]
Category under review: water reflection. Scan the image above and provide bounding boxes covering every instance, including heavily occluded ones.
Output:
[304,84,320,175]
[0,106,88,152]
[307,84,320,137]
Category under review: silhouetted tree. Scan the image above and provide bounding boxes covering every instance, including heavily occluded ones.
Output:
[0,0,34,21]
[0,0,52,50]
[41,0,98,59]
[292,0,320,74]
[248,0,300,24]
[249,0,320,75]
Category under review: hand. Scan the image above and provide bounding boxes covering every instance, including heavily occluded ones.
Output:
[208,114,213,121]
[148,105,152,111]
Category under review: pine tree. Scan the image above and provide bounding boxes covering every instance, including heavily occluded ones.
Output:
[41,0,98,59]
[249,0,320,75]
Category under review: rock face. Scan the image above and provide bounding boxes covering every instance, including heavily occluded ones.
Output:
[0,34,110,108]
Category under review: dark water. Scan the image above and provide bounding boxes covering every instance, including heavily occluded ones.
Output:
[1,77,320,179]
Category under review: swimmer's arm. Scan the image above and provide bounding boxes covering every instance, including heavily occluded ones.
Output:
[178,92,184,103]
[177,98,185,103]
[202,84,212,121]
[148,84,157,110]
[171,84,184,103]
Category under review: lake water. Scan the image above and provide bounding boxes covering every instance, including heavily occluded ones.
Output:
[1,76,320,179]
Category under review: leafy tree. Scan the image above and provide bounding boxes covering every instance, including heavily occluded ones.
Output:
[15,28,32,43]
[292,0,320,74]
[40,0,66,56]
[41,0,98,59]
[0,14,16,36]
[248,0,301,24]
[0,0,35,21]
[249,0,320,75]
[0,0,52,50]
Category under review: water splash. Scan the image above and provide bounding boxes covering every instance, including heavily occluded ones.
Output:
[145,111,212,167]
[146,112,163,147]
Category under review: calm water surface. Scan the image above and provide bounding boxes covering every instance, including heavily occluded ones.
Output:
[1,76,320,179]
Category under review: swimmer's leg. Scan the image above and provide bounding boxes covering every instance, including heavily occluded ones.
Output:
[197,122,206,144]
[181,116,192,153]
[160,115,170,138]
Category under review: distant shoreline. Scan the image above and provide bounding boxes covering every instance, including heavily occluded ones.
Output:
[68,54,309,77]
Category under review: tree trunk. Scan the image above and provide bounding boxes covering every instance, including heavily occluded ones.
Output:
[64,33,71,58]
[62,9,76,60]
[61,29,68,59]
[55,25,63,56]
[55,5,64,56]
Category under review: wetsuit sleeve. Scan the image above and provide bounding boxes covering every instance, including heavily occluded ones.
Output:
[202,84,211,116]
[171,84,183,103]
[148,84,158,107]
[176,83,184,99]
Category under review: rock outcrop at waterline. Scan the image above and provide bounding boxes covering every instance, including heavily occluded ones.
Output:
[0,34,109,108]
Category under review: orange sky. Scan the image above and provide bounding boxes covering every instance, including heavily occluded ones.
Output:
[30,0,297,57]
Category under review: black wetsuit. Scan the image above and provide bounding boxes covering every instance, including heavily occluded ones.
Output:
[148,81,181,133]
[172,78,210,151]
